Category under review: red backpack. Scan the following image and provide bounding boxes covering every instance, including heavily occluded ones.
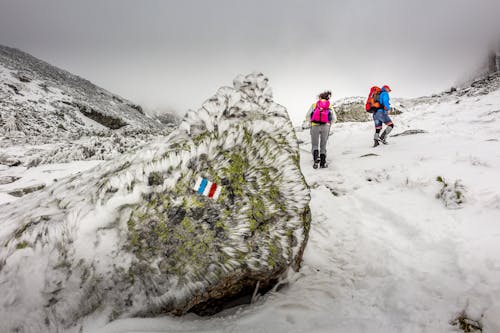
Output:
[365,86,381,113]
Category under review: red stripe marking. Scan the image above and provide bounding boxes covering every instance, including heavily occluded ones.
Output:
[208,183,217,198]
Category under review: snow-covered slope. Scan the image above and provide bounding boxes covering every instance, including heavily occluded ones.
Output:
[0,45,174,168]
[0,45,163,137]
[89,75,500,332]
[2,72,500,332]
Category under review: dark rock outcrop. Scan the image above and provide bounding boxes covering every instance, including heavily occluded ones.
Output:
[392,129,428,137]
[7,183,46,197]
[73,102,128,129]
[0,176,20,185]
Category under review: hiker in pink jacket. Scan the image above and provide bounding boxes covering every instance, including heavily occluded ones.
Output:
[306,91,335,168]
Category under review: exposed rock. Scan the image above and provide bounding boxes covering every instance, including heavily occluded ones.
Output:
[454,72,500,97]
[0,176,21,185]
[390,106,403,115]
[392,129,428,137]
[149,110,182,126]
[332,97,403,123]
[333,98,370,122]
[0,73,311,332]
[7,183,46,197]
[73,102,128,129]
[0,155,22,167]
[4,82,22,95]
[14,71,32,83]
[127,103,144,115]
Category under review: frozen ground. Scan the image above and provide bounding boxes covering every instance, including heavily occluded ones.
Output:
[1,87,499,332]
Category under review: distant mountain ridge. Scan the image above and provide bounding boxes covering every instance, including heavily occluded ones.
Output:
[0,45,164,143]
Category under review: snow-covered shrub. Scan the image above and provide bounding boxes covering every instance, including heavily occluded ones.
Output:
[450,311,482,332]
[26,133,156,167]
[436,176,467,209]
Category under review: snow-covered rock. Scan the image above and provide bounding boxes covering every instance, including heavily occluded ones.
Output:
[312,96,404,124]
[0,72,310,332]
[333,97,370,122]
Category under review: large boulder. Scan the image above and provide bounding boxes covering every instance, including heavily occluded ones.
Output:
[0,73,311,332]
[333,97,403,123]
[334,97,371,122]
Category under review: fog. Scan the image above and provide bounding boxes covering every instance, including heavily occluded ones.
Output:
[1,0,500,124]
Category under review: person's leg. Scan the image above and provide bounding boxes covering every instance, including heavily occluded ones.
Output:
[319,154,326,167]
[319,124,329,156]
[379,124,393,143]
[373,116,383,147]
[311,125,320,168]
[311,125,320,157]
[379,114,394,143]
[319,124,329,167]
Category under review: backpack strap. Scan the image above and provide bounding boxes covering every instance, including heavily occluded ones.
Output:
[310,102,317,120]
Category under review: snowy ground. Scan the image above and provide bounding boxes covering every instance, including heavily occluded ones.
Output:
[1,88,500,332]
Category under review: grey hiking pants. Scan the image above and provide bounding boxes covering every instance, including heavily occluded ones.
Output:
[310,124,330,156]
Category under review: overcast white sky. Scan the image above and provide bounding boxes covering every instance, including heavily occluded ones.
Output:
[1,0,500,124]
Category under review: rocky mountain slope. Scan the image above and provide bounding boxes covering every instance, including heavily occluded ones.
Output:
[0,73,311,333]
[0,45,176,167]
[327,71,500,125]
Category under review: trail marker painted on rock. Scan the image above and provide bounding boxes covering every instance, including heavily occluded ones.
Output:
[193,176,222,200]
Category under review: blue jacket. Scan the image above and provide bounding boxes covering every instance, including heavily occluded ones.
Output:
[379,87,391,112]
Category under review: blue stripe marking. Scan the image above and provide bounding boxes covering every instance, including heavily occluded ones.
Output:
[197,178,208,194]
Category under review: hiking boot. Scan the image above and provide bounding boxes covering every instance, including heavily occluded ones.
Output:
[373,139,379,147]
[313,149,320,169]
[379,126,392,144]
[320,154,327,168]
[379,133,388,144]
[379,132,386,144]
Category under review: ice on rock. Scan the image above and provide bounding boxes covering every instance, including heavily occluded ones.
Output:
[0,72,310,332]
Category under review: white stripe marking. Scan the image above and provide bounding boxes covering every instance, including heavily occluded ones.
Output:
[193,177,203,191]
[202,181,212,196]
[213,186,222,200]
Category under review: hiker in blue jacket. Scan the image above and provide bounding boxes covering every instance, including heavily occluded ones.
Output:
[373,85,394,147]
